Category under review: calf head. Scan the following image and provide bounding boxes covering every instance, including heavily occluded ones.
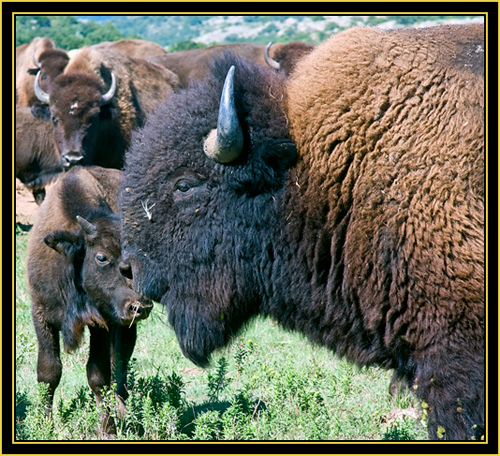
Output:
[44,210,152,351]
[34,71,117,168]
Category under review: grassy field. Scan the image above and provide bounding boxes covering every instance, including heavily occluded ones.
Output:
[15,225,428,441]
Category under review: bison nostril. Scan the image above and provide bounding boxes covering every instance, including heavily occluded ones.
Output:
[119,262,133,280]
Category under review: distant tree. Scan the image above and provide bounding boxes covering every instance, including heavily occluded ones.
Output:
[168,40,206,52]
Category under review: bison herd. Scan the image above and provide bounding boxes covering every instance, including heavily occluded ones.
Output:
[16,24,485,441]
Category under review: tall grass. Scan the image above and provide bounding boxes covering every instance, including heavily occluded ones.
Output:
[15,226,427,441]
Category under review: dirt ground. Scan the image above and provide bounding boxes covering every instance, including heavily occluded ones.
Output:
[15,178,39,229]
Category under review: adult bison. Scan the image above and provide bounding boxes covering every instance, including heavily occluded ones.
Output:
[33,47,180,169]
[264,41,314,75]
[90,38,167,59]
[147,42,286,87]
[16,37,58,107]
[120,24,485,441]
[27,166,153,437]
[16,105,63,204]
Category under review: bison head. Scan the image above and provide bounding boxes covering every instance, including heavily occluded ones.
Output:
[44,211,152,330]
[120,55,296,367]
[34,71,116,168]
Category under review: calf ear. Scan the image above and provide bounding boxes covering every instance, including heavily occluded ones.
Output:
[44,231,83,258]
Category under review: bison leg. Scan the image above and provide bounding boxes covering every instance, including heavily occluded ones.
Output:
[87,326,115,437]
[32,310,62,413]
[411,352,485,441]
[111,324,137,419]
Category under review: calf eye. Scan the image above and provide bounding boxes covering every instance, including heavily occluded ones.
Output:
[95,253,110,266]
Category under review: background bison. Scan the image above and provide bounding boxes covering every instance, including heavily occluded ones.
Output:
[27,166,153,437]
[120,24,484,441]
[33,47,180,169]
[15,105,63,204]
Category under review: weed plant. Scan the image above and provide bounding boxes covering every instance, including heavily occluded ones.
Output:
[15,227,427,441]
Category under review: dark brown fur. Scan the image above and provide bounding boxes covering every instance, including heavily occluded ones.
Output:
[27,166,152,437]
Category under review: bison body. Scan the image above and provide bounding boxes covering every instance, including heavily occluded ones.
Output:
[90,39,167,59]
[120,24,484,441]
[33,47,180,169]
[148,42,290,87]
[27,166,153,436]
[16,105,63,204]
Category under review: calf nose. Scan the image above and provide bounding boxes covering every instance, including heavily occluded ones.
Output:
[127,301,153,321]
[62,152,84,168]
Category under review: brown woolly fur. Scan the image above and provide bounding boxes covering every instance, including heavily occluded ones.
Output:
[287,24,484,441]
[90,38,167,59]
[121,24,484,441]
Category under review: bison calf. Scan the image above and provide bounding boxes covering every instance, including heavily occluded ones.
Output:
[27,166,153,437]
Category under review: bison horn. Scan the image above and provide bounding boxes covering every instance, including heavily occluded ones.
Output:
[34,71,50,104]
[265,42,280,70]
[100,72,116,105]
[32,50,41,69]
[203,65,244,163]
[76,215,97,235]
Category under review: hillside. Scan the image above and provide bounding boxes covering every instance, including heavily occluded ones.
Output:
[77,15,483,47]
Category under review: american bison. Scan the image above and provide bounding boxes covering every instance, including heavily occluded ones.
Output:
[33,47,180,169]
[90,38,167,59]
[264,41,315,75]
[147,42,287,87]
[27,166,153,437]
[120,24,485,441]
[16,37,56,107]
[15,105,63,204]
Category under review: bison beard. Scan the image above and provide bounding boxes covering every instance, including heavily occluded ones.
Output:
[121,25,485,441]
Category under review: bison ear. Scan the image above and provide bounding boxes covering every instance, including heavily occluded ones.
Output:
[31,102,51,121]
[44,231,83,258]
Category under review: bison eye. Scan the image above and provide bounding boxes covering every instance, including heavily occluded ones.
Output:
[51,116,59,126]
[95,253,110,266]
[174,181,192,193]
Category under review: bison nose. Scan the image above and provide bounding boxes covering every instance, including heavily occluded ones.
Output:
[62,152,84,168]
[119,261,133,280]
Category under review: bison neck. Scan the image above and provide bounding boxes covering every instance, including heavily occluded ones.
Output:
[259,160,393,368]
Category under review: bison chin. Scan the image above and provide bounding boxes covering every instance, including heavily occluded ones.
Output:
[164,294,248,368]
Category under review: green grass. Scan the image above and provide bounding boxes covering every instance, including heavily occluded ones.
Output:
[15,226,428,441]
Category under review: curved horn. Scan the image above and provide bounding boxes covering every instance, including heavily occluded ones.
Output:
[76,215,97,235]
[203,65,244,163]
[264,42,280,70]
[34,71,50,104]
[32,50,41,69]
[100,72,116,105]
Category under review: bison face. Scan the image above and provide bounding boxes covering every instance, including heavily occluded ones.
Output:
[120,56,296,367]
[45,213,152,328]
[35,72,116,168]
